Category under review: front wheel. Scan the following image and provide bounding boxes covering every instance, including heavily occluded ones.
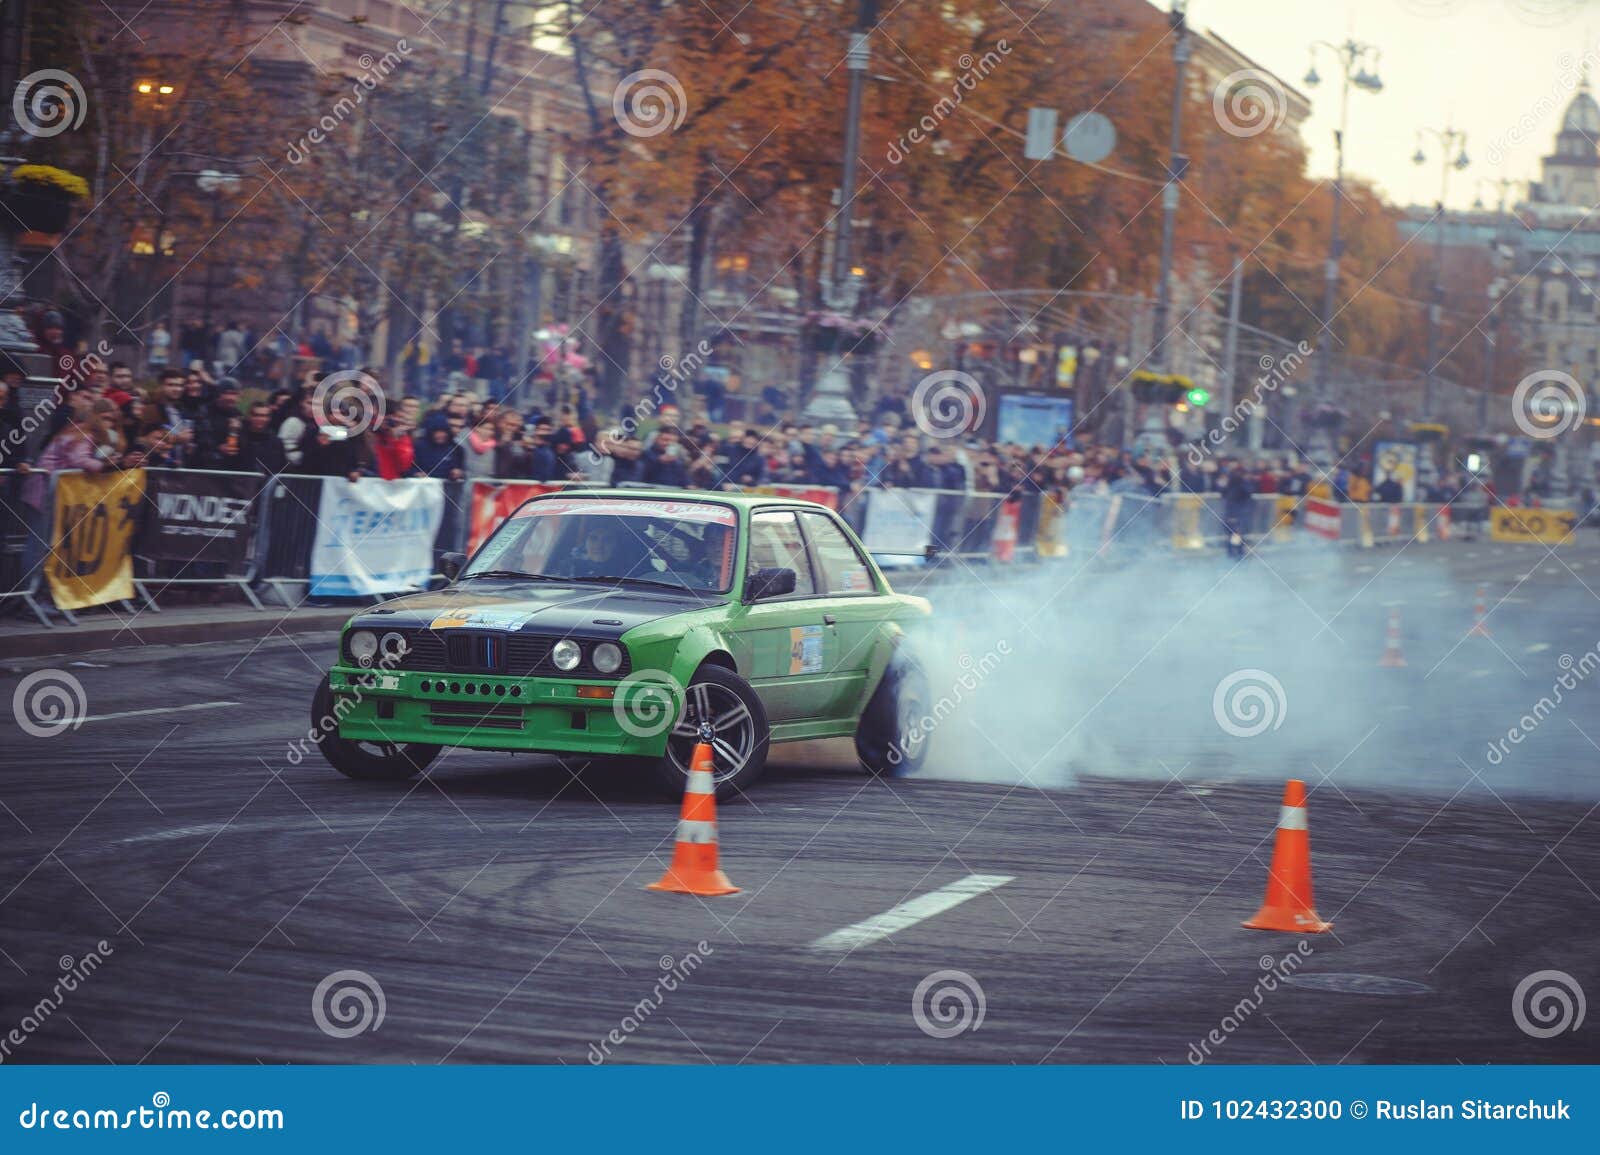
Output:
[652,665,770,800]
[856,659,931,776]
[311,679,440,781]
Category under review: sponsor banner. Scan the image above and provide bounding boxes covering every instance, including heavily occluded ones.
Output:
[1372,440,1419,502]
[48,468,147,610]
[309,478,445,597]
[1303,497,1342,541]
[137,470,259,571]
[468,481,565,554]
[862,488,937,556]
[1490,506,1576,544]
[746,483,839,509]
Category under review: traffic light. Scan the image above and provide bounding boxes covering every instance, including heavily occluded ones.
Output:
[1129,370,1196,406]
[1185,386,1210,407]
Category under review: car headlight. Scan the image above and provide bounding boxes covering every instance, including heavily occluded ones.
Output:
[348,630,378,667]
[551,639,582,671]
[379,631,410,662]
[592,642,623,674]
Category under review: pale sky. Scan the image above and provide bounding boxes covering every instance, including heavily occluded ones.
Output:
[1182,0,1600,210]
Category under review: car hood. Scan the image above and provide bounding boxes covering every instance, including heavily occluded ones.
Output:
[348,582,719,637]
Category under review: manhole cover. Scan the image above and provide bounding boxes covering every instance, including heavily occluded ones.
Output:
[1285,974,1432,996]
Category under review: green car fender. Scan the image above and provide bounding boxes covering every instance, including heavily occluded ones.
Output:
[616,616,739,698]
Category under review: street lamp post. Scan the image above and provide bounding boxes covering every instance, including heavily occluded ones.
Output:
[1151,1,1190,373]
[1413,124,1469,420]
[1302,40,1382,421]
[804,0,876,424]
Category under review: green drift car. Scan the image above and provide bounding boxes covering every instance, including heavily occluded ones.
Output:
[313,491,932,796]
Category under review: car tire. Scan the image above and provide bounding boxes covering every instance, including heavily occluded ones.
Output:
[653,664,770,800]
[311,679,440,781]
[855,657,930,777]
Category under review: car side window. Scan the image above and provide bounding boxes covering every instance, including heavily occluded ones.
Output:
[749,511,815,596]
[800,511,875,594]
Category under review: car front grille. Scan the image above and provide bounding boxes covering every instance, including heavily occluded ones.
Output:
[425,702,526,730]
[348,628,630,679]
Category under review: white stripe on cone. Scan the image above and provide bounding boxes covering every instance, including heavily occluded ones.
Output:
[686,768,715,796]
[1278,805,1308,831]
[676,819,718,844]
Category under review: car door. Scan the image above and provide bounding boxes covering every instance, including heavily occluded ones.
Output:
[727,510,836,722]
[797,509,901,719]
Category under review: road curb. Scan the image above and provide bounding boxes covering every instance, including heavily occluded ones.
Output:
[0,608,351,660]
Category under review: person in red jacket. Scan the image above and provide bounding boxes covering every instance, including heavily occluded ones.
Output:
[372,411,417,479]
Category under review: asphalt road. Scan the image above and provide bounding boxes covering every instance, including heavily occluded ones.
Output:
[2,536,1598,1065]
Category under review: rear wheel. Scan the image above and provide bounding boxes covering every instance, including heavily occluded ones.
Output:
[652,665,770,800]
[312,679,440,781]
[856,658,931,776]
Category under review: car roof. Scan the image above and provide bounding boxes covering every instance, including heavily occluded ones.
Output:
[528,488,835,512]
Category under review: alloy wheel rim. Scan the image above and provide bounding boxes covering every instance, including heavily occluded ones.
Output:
[667,681,756,785]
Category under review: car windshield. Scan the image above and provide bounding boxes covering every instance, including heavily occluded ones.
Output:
[463,497,738,593]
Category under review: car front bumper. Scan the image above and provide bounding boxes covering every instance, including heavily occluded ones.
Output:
[326,665,669,757]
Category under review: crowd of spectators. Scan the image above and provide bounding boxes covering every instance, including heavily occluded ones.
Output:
[2,347,1503,519]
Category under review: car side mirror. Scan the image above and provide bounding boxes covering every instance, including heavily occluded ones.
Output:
[745,566,797,601]
[439,552,467,582]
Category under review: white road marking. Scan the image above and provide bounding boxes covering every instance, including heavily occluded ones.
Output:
[73,701,239,724]
[1527,643,1552,654]
[1468,670,1491,679]
[811,873,1015,952]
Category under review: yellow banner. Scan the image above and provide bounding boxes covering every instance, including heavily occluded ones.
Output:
[1169,494,1205,549]
[1036,494,1068,556]
[1270,495,1297,541]
[48,469,147,610]
[1490,507,1576,545]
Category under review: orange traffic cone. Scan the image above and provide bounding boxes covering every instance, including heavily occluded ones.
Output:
[1243,780,1332,933]
[648,728,739,896]
[1468,584,1491,637]
[1378,607,1407,667]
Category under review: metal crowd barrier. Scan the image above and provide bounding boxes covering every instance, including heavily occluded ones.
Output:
[1,463,1530,626]
[0,467,55,626]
